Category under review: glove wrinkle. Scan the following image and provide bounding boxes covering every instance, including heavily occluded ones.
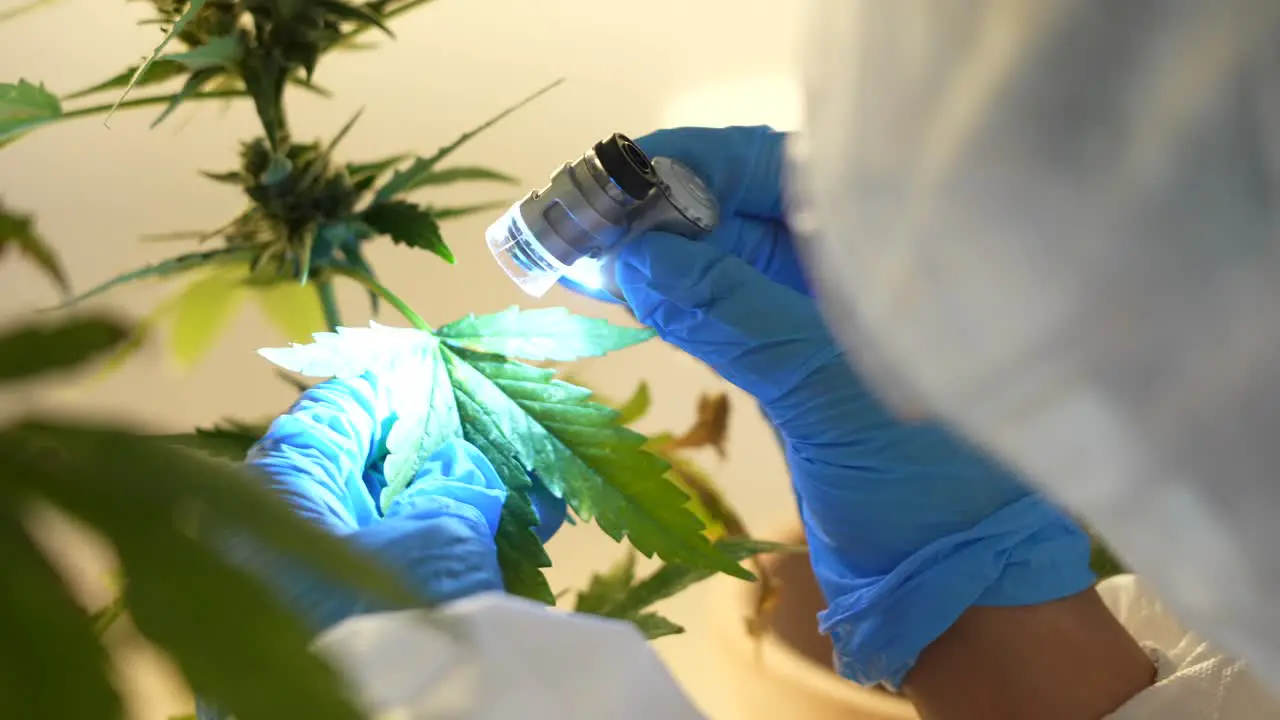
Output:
[610,126,1096,687]
[230,375,561,635]
[816,496,1094,688]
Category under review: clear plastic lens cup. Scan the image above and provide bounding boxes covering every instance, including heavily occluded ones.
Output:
[485,202,566,298]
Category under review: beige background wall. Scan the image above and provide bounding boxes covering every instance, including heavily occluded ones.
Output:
[0,0,810,716]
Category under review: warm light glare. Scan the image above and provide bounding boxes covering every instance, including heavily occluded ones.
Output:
[563,257,605,290]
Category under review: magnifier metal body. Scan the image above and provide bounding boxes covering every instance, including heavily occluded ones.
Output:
[486,133,719,299]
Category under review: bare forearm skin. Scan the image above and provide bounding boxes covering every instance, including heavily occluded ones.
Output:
[904,588,1155,720]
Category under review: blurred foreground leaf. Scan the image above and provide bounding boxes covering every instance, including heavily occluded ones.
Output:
[0,503,122,718]
[254,277,328,343]
[59,246,255,309]
[0,201,69,294]
[168,266,247,369]
[0,313,428,719]
[159,419,271,462]
[0,315,130,383]
[0,421,414,719]
[662,393,729,458]
[0,79,61,143]
[614,381,651,426]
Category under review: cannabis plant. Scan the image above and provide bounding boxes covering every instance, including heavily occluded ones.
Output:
[1,1,793,716]
[0,308,425,720]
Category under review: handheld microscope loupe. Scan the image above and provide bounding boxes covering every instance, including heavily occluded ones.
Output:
[486,133,719,299]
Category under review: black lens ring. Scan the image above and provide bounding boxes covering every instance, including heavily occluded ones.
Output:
[593,133,657,200]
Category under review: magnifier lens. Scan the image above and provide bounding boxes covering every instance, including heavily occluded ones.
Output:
[485,202,566,298]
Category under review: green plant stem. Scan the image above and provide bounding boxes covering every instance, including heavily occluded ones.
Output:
[57,91,246,125]
[327,267,429,331]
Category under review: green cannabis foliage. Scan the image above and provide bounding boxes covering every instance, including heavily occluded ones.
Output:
[0,313,422,720]
[169,369,791,639]
[2,0,787,715]
[4,0,557,363]
[256,312,754,605]
[0,200,68,295]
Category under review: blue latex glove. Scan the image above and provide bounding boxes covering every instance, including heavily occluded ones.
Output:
[238,373,567,632]
[615,126,1095,688]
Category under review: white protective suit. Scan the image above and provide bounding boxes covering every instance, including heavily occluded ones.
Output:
[308,2,1280,717]
[791,0,1280,704]
[312,576,1276,718]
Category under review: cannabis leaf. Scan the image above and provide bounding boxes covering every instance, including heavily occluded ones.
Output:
[0,504,122,718]
[574,548,640,615]
[380,335,460,511]
[157,419,270,462]
[394,165,517,190]
[105,0,206,123]
[55,260,326,372]
[442,346,749,576]
[667,394,729,457]
[437,306,656,362]
[576,382,744,539]
[62,60,188,100]
[361,201,452,263]
[575,538,804,639]
[168,265,247,368]
[58,246,255,309]
[373,79,563,202]
[64,63,324,103]
[151,66,223,128]
[615,381,652,425]
[316,0,394,35]
[347,154,407,186]
[259,316,752,602]
[0,313,423,719]
[254,279,328,343]
[0,420,396,720]
[256,322,427,379]
[0,79,61,143]
[163,34,244,72]
[0,202,69,294]
[0,316,131,383]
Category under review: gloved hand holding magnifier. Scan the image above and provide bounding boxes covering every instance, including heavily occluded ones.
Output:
[484,133,720,301]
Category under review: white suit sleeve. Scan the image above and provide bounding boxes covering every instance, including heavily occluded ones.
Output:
[794,0,1280,694]
[1100,575,1280,718]
[311,580,1279,719]
[309,593,705,720]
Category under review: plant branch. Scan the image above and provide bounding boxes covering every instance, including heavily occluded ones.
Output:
[56,91,246,125]
[327,266,429,331]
